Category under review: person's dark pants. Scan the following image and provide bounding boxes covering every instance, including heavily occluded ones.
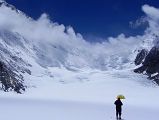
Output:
[116,108,122,119]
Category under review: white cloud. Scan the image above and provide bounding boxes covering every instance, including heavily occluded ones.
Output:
[142,4,159,35]
[129,16,148,29]
[142,5,159,20]
[0,3,157,70]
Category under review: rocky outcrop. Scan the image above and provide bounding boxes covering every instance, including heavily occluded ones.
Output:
[0,29,32,93]
[134,49,148,65]
[0,61,25,93]
[134,47,159,85]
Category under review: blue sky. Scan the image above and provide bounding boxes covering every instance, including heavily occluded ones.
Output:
[6,0,159,41]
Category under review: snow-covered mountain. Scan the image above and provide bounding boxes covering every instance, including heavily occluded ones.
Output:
[0,0,142,68]
[1,1,159,120]
[0,0,159,94]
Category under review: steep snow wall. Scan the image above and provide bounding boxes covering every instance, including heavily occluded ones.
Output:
[0,1,159,92]
[0,1,148,71]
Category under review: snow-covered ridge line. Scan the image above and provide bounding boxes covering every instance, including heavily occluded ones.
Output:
[0,0,31,19]
[0,1,143,70]
[0,0,159,94]
[0,0,19,13]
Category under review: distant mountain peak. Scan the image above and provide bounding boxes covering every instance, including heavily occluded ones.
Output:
[0,0,30,19]
[0,0,17,11]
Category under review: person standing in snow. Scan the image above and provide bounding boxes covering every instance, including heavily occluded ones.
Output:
[114,98,123,119]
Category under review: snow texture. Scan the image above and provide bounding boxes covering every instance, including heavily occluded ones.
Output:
[0,1,158,120]
[0,69,159,120]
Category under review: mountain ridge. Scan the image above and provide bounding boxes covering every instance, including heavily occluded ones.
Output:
[0,0,158,93]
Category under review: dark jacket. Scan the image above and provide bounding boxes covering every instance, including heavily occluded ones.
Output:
[114,99,123,111]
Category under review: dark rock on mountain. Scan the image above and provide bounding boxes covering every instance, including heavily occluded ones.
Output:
[134,46,159,85]
[0,29,32,93]
[148,74,159,85]
[0,61,25,93]
[134,49,148,65]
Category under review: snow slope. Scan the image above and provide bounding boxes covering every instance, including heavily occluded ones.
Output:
[0,1,159,120]
[0,0,145,71]
[0,68,159,120]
